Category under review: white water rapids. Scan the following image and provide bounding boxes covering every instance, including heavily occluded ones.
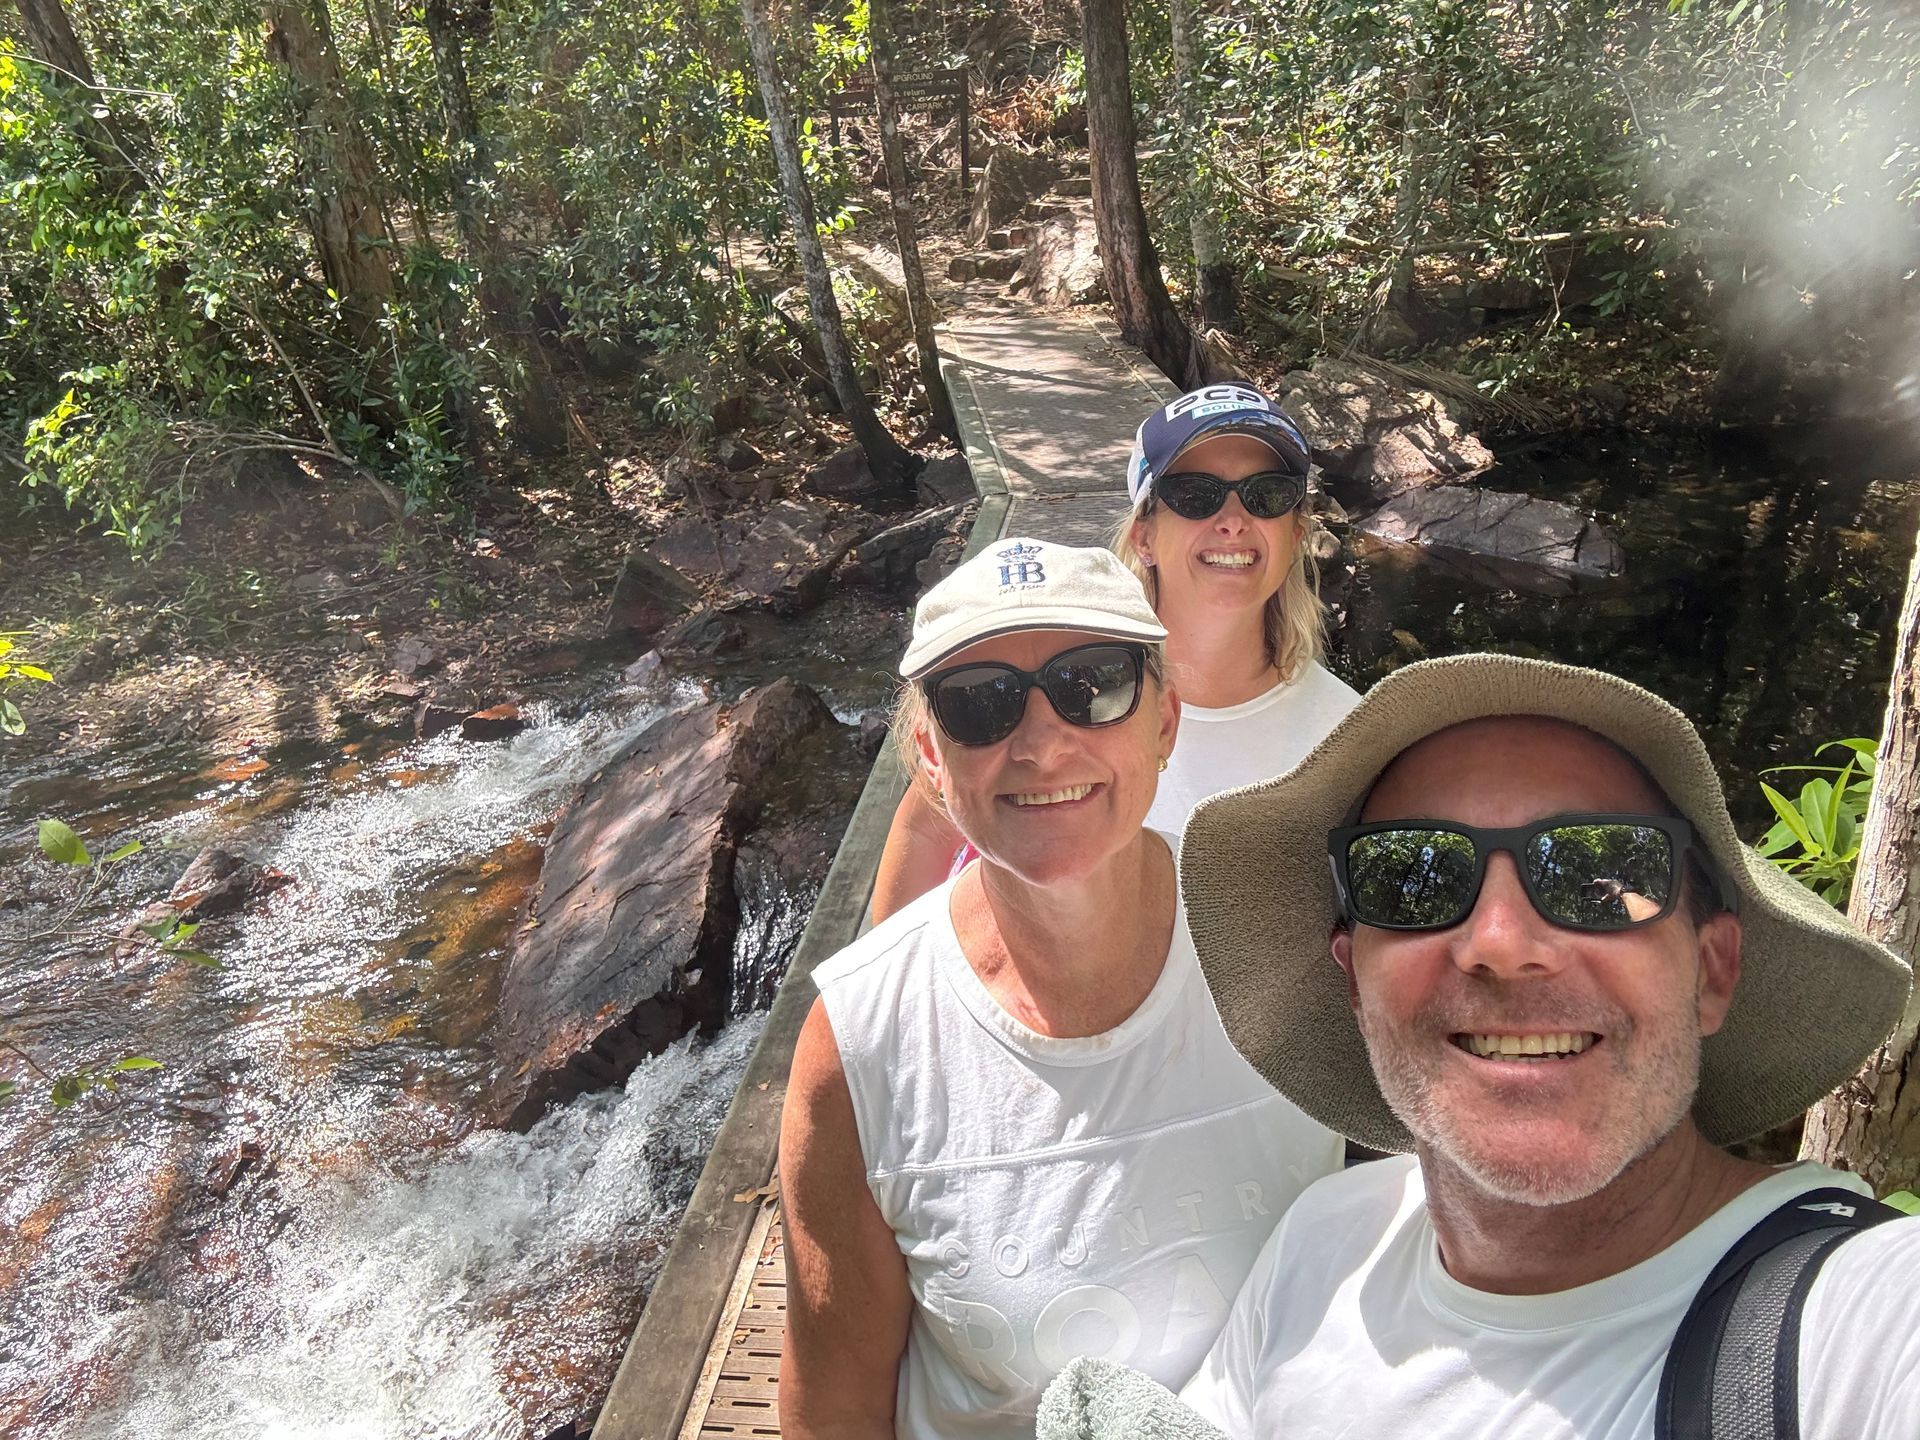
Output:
[0,675,769,1438]
[73,1020,762,1440]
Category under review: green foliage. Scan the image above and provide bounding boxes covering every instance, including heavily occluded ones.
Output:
[3,0,842,551]
[46,1056,164,1109]
[9,818,181,1110]
[37,817,96,867]
[1134,0,1917,359]
[1755,738,1878,908]
[0,633,55,735]
[1885,1191,1920,1216]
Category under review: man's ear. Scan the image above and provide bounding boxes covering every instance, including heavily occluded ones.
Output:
[1695,911,1742,1037]
[1330,925,1361,1010]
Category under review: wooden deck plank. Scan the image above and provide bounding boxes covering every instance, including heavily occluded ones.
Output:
[693,1209,788,1437]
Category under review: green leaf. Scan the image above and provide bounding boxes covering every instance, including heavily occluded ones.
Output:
[0,1080,16,1102]
[49,1074,85,1107]
[137,917,176,940]
[1884,1191,1920,1216]
[37,818,91,867]
[102,840,143,863]
[13,664,52,682]
[0,699,21,735]
[109,1056,161,1072]
[175,950,220,968]
[1760,783,1817,853]
[1799,778,1837,851]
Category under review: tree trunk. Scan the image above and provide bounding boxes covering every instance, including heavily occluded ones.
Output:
[868,0,957,441]
[422,0,566,454]
[740,0,912,486]
[1080,0,1205,387]
[1167,0,1233,330]
[1801,524,1920,1192]
[1381,66,1435,329]
[261,0,395,345]
[16,0,142,189]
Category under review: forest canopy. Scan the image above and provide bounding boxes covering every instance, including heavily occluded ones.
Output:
[3,0,1915,552]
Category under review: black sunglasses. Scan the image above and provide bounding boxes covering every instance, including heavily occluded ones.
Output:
[1328,814,1727,933]
[1153,469,1307,522]
[922,643,1146,748]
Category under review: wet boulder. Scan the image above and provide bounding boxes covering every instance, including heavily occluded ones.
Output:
[460,703,525,742]
[1280,360,1493,502]
[493,678,840,1125]
[842,503,972,589]
[413,702,465,740]
[165,846,294,922]
[655,607,747,660]
[1355,486,1625,595]
[648,498,872,613]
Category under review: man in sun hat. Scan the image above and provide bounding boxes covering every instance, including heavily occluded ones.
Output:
[1154,653,1920,1439]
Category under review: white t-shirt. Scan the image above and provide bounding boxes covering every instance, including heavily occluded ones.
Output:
[1145,661,1360,836]
[1181,1153,1920,1439]
[812,862,1345,1439]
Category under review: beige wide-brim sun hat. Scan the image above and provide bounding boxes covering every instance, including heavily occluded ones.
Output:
[1180,653,1912,1153]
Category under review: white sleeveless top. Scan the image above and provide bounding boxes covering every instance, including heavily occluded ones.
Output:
[812,859,1345,1438]
[1145,661,1360,837]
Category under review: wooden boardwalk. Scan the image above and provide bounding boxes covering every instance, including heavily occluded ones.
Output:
[596,300,1174,1440]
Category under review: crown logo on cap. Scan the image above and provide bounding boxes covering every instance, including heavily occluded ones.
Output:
[995,540,1046,588]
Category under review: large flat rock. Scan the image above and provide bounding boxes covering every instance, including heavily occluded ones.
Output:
[646,498,872,613]
[493,678,838,1124]
[1280,359,1493,501]
[1356,486,1625,594]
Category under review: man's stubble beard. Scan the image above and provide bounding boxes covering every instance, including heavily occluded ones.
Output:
[1357,996,1705,1208]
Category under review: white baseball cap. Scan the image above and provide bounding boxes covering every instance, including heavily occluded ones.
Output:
[899,538,1168,679]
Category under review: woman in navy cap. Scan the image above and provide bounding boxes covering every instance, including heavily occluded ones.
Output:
[870,383,1356,920]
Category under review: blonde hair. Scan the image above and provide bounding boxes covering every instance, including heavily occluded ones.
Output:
[1109,499,1328,684]
[891,645,1168,808]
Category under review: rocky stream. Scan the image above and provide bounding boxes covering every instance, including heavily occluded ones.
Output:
[3,403,1917,1439]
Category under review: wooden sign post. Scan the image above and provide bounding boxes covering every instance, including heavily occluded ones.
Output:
[827,66,971,196]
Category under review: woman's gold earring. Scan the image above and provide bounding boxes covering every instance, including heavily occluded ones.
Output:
[1157,756,1169,772]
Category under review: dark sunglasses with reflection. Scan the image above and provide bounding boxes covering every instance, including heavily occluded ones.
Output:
[1328,813,1736,933]
[1151,469,1307,522]
[922,642,1147,748]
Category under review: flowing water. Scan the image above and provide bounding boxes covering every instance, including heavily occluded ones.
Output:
[2,425,1916,1439]
[0,588,905,1440]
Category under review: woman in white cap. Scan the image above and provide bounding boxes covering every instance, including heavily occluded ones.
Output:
[871,383,1357,922]
[779,539,1344,1439]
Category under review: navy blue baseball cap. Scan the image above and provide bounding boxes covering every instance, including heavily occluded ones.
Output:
[1126,383,1311,509]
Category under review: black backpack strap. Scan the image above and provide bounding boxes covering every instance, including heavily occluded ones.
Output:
[1655,1185,1903,1440]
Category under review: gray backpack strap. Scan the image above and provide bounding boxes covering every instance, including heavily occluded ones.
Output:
[1656,1186,1902,1440]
